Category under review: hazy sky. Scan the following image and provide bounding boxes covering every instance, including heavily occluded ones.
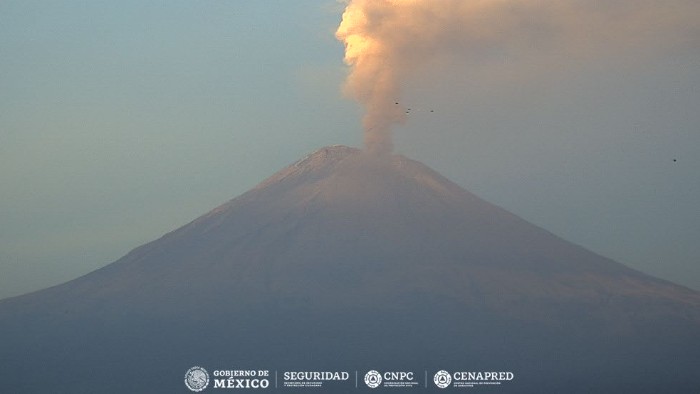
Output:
[1,1,699,300]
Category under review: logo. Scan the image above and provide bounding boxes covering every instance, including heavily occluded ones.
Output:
[211,370,271,389]
[185,366,210,392]
[450,371,514,388]
[434,370,452,389]
[283,371,350,388]
[364,370,382,388]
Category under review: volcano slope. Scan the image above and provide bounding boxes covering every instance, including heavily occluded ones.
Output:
[1,145,699,393]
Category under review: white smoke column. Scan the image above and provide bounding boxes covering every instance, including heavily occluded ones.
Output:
[336,0,700,155]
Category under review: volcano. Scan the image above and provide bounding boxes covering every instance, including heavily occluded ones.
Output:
[1,145,699,393]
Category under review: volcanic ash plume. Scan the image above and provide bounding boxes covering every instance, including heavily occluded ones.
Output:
[336,0,700,155]
[335,0,408,155]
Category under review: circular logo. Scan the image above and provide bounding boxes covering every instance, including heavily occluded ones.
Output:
[364,370,382,388]
[434,370,452,389]
[185,366,210,392]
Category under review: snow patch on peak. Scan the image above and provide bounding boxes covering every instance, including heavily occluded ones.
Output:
[293,145,360,169]
[251,145,360,192]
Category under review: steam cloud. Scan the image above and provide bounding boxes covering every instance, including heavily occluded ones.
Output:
[336,0,699,155]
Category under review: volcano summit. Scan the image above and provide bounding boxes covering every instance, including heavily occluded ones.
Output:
[1,146,699,393]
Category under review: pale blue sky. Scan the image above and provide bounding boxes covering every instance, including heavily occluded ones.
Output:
[1,1,699,299]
